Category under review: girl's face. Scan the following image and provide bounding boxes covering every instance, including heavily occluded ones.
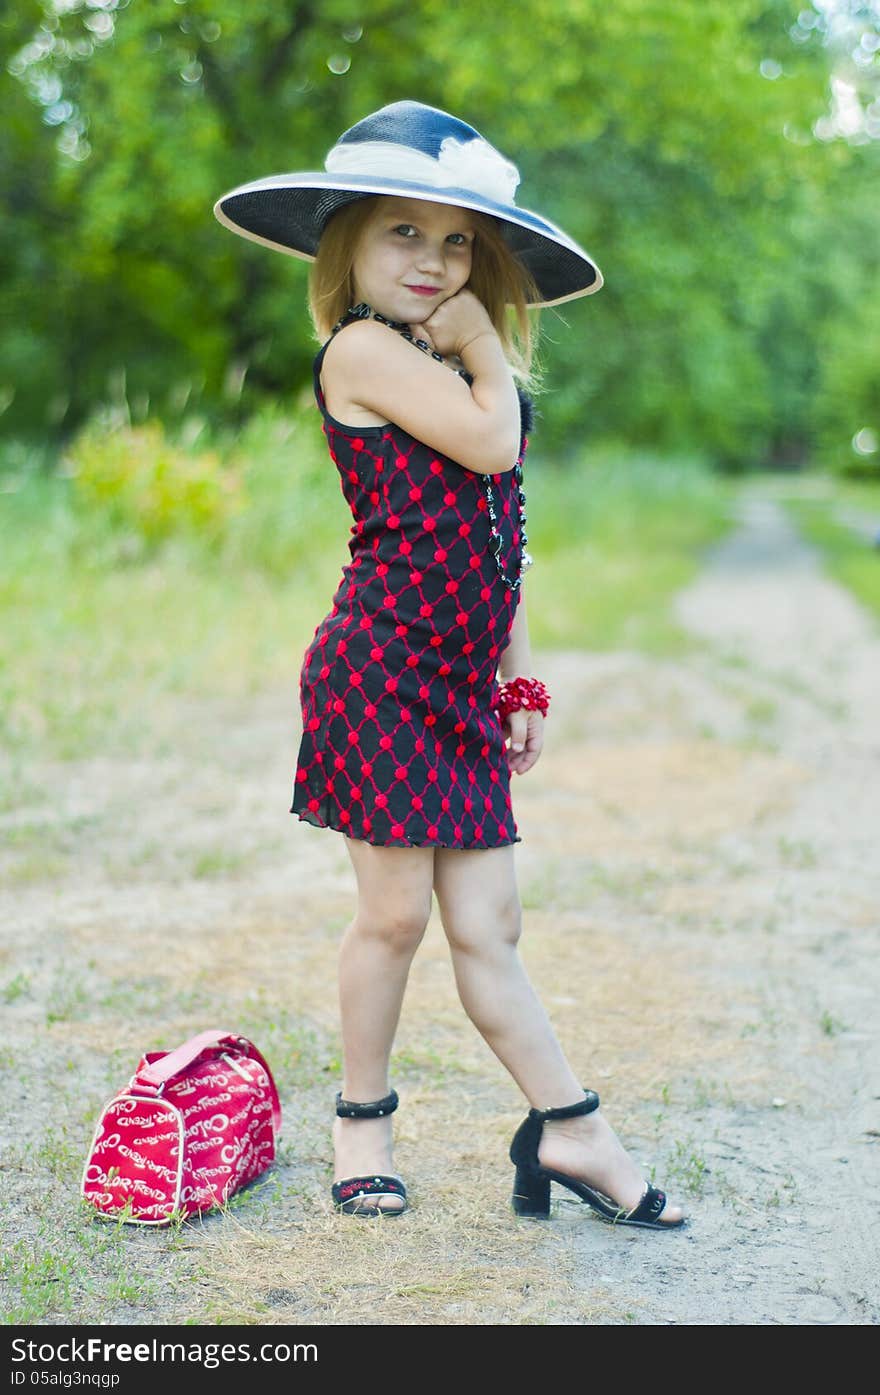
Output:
[351,196,475,323]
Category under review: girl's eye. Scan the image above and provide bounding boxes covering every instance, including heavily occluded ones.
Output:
[392,225,471,245]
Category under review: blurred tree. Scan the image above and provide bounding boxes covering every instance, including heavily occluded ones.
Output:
[2,0,877,471]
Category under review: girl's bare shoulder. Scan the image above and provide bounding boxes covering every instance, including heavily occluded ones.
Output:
[322,318,471,413]
[322,317,436,375]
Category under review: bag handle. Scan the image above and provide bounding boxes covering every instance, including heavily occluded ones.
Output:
[134,1029,282,1133]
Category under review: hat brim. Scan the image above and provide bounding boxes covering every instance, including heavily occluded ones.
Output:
[213,173,602,308]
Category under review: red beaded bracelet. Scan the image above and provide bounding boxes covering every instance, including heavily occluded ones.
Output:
[494,676,551,722]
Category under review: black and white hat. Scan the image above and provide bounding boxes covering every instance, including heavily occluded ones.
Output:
[213,101,602,308]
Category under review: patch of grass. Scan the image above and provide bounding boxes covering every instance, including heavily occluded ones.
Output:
[783,488,880,621]
[99,976,219,1020]
[663,1137,710,1197]
[1,1238,77,1324]
[390,1042,473,1083]
[46,966,92,1024]
[580,861,669,903]
[0,1209,167,1325]
[777,837,818,868]
[713,1170,743,1210]
[5,852,71,885]
[520,859,575,911]
[745,695,778,726]
[1,971,30,1004]
[33,1124,83,1180]
[0,471,345,764]
[528,450,734,648]
[235,997,338,1095]
[713,647,847,721]
[2,812,109,884]
[819,1008,846,1037]
[765,1173,798,1212]
[691,1077,734,1110]
[192,847,254,879]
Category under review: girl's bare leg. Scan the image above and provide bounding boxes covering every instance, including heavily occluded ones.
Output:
[334,836,435,1212]
[432,844,683,1223]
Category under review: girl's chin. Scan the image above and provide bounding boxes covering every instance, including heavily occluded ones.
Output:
[354,291,442,324]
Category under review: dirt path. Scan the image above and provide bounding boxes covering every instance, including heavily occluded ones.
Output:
[662,491,880,1322]
[2,487,878,1326]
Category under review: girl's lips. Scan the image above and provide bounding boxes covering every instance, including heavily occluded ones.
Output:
[406,285,441,296]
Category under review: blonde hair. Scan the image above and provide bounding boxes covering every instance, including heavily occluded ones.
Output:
[307,196,541,390]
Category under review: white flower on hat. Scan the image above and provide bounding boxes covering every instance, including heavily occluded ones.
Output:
[325,135,520,205]
[435,137,520,202]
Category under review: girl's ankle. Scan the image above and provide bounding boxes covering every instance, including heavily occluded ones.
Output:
[541,1112,602,1142]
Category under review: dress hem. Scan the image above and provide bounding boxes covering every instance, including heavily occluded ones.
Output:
[290,806,521,850]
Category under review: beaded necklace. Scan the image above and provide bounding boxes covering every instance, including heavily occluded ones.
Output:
[332,302,533,591]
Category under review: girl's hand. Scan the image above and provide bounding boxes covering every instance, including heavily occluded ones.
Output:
[504,708,545,776]
[415,289,497,359]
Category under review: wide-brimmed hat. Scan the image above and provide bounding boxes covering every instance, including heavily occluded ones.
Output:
[213,100,602,308]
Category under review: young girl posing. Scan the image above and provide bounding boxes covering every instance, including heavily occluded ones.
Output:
[215,101,685,1229]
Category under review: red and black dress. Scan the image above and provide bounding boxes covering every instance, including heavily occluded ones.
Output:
[290,307,533,849]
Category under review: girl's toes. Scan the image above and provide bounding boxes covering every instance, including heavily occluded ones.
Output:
[658,1198,685,1225]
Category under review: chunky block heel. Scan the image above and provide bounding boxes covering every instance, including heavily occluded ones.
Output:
[512,1165,550,1218]
[508,1089,686,1231]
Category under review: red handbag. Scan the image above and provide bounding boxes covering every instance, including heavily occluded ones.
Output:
[81,1029,282,1226]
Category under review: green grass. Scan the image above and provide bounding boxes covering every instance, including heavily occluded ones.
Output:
[0,1204,176,1325]
[526,450,734,653]
[0,416,734,761]
[1,972,30,1004]
[663,1137,710,1198]
[782,481,880,621]
[819,1008,846,1037]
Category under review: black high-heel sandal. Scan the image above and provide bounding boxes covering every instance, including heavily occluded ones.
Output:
[331,1088,408,1217]
[510,1089,685,1230]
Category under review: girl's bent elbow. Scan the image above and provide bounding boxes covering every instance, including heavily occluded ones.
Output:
[467,449,519,475]
[492,443,522,474]
[479,432,521,475]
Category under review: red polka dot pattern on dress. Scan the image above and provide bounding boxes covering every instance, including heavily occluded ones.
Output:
[290,317,532,850]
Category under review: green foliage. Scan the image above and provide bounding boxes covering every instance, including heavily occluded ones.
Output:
[65,417,245,552]
[216,401,351,578]
[783,487,880,617]
[2,1,878,469]
[526,446,734,651]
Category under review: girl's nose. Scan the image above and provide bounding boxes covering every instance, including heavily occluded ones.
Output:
[415,240,445,273]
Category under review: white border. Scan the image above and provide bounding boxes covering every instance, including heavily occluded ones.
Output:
[81,1094,185,1227]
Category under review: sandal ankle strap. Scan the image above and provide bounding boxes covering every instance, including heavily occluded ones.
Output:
[528,1089,600,1123]
[335,1088,399,1119]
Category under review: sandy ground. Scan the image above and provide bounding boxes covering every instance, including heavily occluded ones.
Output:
[2,486,878,1326]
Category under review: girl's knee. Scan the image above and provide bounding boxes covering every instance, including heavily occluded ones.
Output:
[443,895,522,955]
[353,899,432,954]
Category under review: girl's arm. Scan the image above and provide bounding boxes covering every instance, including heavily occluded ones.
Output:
[321,299,521,476]
[498,591,533,680]
[498,593,545,774]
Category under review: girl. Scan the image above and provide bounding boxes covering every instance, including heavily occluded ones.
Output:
[215,101,685,1229]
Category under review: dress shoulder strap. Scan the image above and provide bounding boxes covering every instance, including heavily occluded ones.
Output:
[311,308,380,412]
[311,337,332,410]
